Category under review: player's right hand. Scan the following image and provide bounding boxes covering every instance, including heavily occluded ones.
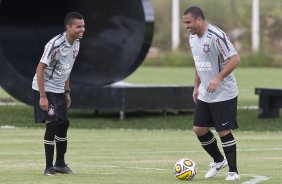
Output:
[39,96,49,111]
[192,88,199,104]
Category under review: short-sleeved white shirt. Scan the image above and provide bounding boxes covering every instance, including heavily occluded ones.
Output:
[189,24,238,102]
[32,32,80,93]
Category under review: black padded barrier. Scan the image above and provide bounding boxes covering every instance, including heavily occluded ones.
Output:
[0,0,154,106]
[255,88,282,118]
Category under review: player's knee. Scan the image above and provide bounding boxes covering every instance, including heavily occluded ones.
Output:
[56,121,70,137]
[62,121,69,131]
[44,121,58,140]
[193,126,209,136]
[217,130,231,137]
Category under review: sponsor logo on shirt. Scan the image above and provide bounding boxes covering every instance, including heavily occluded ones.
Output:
[57,63,71,75]
[193,56,212,71]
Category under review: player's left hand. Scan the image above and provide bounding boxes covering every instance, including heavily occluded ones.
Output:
[65,93,71,108]
[207,75,221,93]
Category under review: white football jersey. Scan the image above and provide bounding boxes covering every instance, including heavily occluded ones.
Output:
[32,32,80,93]
[189,24,238,102]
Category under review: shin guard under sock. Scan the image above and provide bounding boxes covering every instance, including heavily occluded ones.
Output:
[44,121,58,168]
[220,133,238,173]
[55,121,69,166]
[197,130,224,163]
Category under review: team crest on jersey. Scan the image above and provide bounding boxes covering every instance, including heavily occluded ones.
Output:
[203,43,210,53]
[48,104,55,116]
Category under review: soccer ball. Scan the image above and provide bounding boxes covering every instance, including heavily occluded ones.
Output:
[174,158,197,181]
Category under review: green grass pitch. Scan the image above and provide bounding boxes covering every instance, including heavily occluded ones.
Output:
[0,66,282,183]
[0,128,281,184]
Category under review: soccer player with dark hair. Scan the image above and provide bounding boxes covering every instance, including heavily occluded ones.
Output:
[32,11,85,176]
[183,6,240,181]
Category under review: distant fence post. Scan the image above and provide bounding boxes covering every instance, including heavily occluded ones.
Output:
[172,0,180,51]
[252,0,260,52]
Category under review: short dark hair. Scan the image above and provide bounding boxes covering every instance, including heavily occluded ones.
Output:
[64,11,84,26]
[183,6,205,20]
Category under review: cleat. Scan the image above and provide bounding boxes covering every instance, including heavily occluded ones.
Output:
[205,158,228,179]
[54,164,74,174]
[225,172,240,181]
[44,167,57,176]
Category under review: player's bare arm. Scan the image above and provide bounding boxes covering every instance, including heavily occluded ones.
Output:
[217,54,240,80]
[36,62,48,111]
[193,69,201,103]
[64,77,70,92]
[207,54,240,93]
[65,77,71,108]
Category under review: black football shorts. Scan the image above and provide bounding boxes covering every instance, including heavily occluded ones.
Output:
[33,90,68,124]
[194,96,238,132]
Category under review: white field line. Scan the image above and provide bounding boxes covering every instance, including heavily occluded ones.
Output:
[0,125,16,129]
[241,175,269,184]
[0,102,24,106]
[238,106,258,109]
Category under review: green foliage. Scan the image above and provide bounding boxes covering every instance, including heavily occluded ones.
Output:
[151,0,282,56]
[143,52,194,67]
[143,52,279,67]
[239,53,275,67]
